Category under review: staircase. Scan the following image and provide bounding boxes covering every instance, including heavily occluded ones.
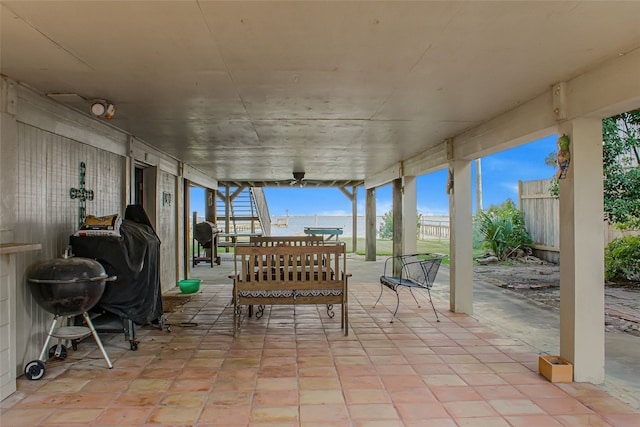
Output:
[216,186,271,236]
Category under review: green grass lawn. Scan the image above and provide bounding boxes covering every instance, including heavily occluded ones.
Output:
[192,237,484,265]
[340,238,450,256]
[340,238,486,264]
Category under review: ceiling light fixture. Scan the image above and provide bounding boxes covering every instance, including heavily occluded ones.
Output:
[90,99,116,120]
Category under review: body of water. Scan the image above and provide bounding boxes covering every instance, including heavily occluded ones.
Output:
[269,215,449,238]
[193,214,450,239]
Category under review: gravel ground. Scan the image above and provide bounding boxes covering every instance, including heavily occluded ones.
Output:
[474,259,640,337]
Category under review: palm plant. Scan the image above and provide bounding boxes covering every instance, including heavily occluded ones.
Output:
[477,200,533,260]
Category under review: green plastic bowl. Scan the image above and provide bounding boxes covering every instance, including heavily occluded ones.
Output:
[179,279,201,294]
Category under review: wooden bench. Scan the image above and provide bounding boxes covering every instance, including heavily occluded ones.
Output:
[232,244,349,336]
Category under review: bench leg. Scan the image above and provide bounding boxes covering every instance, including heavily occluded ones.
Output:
[409,288,421,307]
[387,289,401,323]
[375,282,400,323]
[326,304,335,319]
[373,283,384,308]
[233,305,241,337]
[427,288,440,322]
[344,302,348,336]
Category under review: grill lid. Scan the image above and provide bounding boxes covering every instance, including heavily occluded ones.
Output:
[27,247,107,284]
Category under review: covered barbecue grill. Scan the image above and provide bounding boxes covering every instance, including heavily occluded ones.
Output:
[24,248,115,380]
[193,220,220,267]
[70,205,163,350]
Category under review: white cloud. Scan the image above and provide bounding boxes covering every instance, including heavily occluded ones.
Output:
[501,181,520,195]
[418,205,449,217]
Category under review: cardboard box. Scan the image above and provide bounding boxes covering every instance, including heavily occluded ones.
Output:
[539,355,573,382]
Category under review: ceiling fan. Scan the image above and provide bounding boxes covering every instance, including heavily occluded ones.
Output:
[289,171,306,187]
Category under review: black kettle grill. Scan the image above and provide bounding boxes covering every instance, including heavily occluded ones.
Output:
[24,247,115,380]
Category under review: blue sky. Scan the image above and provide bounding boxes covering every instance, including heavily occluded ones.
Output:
[191,134,558,217]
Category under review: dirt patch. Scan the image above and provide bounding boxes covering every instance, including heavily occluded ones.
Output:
[162,294,194,313]
[473,260,640,337]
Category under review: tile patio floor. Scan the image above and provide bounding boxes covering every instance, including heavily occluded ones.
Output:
[2,256,639,426]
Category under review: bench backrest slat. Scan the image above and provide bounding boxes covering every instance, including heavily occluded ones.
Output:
[234,244,346,287]
[249,235,324,247]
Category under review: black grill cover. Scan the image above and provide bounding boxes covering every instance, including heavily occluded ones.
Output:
[69,205,163,324]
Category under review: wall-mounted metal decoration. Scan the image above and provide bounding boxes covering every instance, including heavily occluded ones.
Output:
[556,134,571,180]
[162,191,172,206]
[70,162,94,225]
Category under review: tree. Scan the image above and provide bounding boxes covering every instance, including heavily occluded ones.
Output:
[378,210,393,239]
[546,110,640,229]
[377,210,424,239]
[602,110,640,229]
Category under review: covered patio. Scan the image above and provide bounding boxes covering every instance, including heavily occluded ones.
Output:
[2,0,640,415]
[1,256,638,426]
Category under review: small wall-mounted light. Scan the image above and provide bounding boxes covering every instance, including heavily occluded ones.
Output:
[90,99,116,120]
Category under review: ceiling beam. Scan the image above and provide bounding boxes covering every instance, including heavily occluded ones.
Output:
[364,163,402,189]
[183,164,218,190]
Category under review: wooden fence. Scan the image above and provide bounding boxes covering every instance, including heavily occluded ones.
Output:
[519,178,637,263]
[518,179,559,262]
[418,217,450,240]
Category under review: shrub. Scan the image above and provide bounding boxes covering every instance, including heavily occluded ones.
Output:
[378,210,393,239]
[377,210,424,239]
[476,199,533,260]
[605,235,640,282]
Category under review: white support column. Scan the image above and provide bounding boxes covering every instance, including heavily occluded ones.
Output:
[392,179,403,275]
[449,160,474,314]
[558,118,605,383]
[402,176,417,255]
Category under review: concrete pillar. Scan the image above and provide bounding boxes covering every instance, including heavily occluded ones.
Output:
[392,179,403,276]
[175,176,184,283]
[352,186,358,254]
[402,176,417,255]
[183,179,191,279]
[449,160,473,314]
[365,188,376,261]
[558,118,605,383]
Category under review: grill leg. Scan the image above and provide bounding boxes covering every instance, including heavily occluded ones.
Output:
[82,312,112,368]
[37,315,61,361]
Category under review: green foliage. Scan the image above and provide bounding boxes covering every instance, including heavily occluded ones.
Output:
[545,110,640,227]
[605,235,640,282]
[472,220,485,250]
[476,199,533,260]
[377,210,425,239]
[602,111,640,229]
[378,210,393,239]
[544,151,560,198]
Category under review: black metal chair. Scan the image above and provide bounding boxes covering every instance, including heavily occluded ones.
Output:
[375,253,443,323]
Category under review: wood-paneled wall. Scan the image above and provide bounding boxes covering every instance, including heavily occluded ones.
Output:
[13,123,125,370]
[158,170,177,293]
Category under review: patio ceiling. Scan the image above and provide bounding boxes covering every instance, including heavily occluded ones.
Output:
[2,1,640,187]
